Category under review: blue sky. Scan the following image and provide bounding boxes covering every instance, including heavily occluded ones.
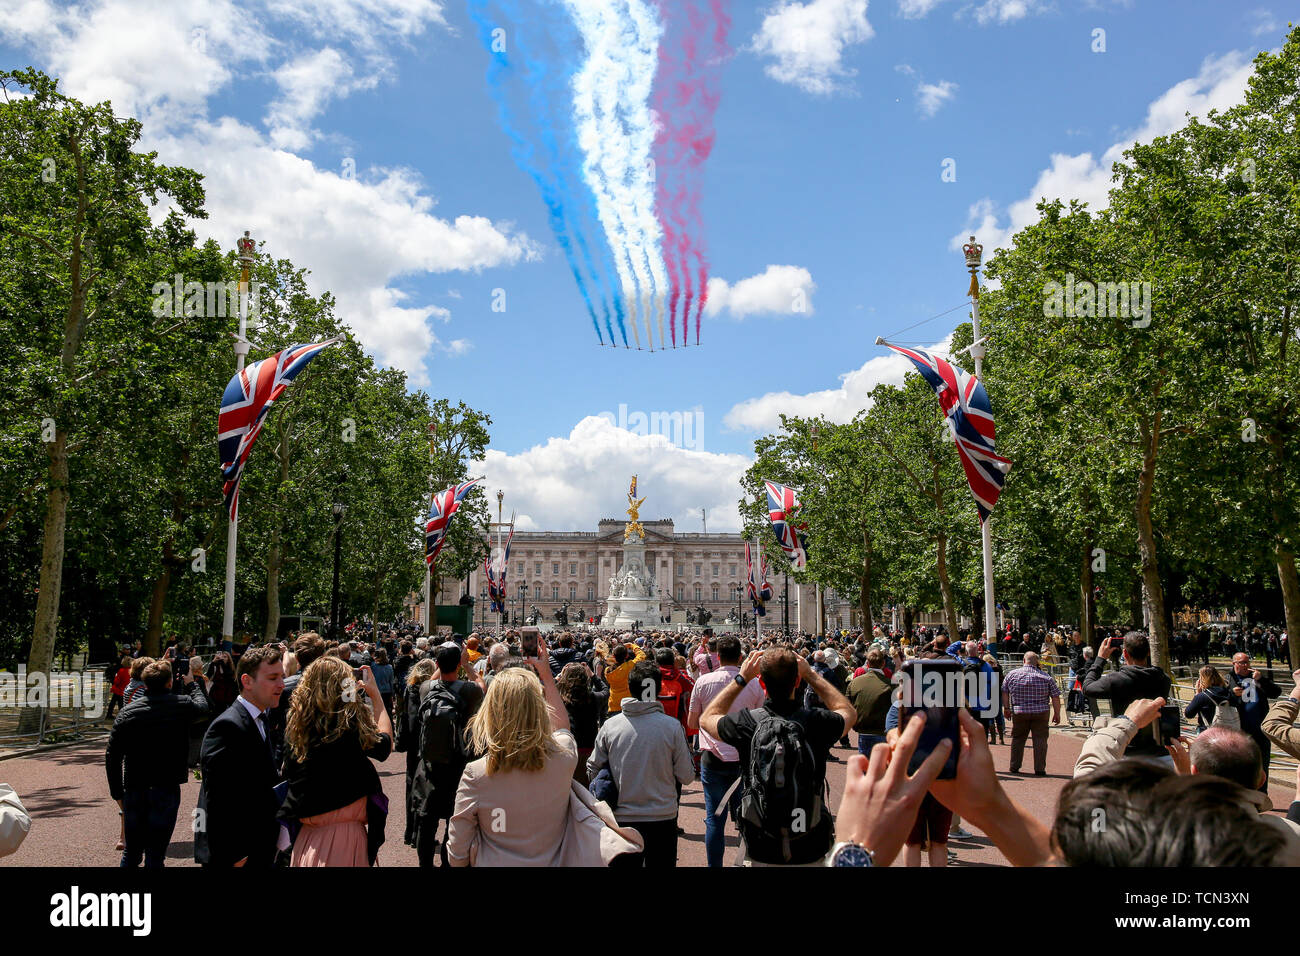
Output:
[1,0,1287,530]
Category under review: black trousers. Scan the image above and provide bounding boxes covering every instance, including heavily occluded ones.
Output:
[416,813,449,867]
[121,785,181,868]
[609,817,679,868]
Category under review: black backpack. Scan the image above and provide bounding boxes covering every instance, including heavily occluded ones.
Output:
[418,680,469,767]
[739,709,826,863]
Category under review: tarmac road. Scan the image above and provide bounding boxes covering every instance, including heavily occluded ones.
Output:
[3,726,1296,868]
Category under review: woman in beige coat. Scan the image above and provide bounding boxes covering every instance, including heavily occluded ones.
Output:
[445,640,578,866]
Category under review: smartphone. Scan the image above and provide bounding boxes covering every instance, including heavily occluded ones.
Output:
[1154,704,1181,746]
[520,627,540,659]
[352,668,363,682]
[896,658,963,779]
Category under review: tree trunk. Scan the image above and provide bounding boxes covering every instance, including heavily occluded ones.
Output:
[21,430,70,732]
[858,527,873,633]
[264,529,282,644]
[903,606,914,643]
[936,534,960,641]
[1277,545,1300,672]
[1135,419,1170,671]
[1043,591,1058,629]
[970,593,983,641]
[1080,527,1097,650]
[144,564,172,657]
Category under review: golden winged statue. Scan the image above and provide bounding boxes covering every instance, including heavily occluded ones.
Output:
[625,475,646,540]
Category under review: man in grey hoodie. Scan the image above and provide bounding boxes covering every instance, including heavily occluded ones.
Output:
[588,660,695,867]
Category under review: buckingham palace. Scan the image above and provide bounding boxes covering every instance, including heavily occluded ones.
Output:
[427,517,852,632]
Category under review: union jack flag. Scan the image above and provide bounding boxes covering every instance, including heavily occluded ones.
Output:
[763,479,809,569]
[484,519,514,612]
[883,343,1011,522]
[425,478,482,568]
[746,541,773,616]
[218,339,337,519]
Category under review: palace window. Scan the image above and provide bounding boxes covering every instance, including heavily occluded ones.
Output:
[552,585,560,600]
[694,585,702,602]
[587,585,594,600]
[712,585,719,601]
[570,562,577,575]
[677,585,684,601]
[553,562,559,575]
[534,584,542,599]
[569,586,576,600]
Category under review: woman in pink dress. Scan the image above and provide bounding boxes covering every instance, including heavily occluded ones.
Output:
[280,657,394,867]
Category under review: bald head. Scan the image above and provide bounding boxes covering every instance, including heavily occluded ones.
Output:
[1190,727,1264,791]
[1024,652,1041,668]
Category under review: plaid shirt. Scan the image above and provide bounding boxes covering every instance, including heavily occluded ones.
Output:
[1001,665,1060,714]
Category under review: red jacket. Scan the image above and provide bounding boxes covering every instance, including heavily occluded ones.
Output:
[111,667,131,696]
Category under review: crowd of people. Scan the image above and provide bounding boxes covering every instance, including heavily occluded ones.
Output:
[88,616,1300,869]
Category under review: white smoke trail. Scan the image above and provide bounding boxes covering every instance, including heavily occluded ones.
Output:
[625,0,669,349]
[565,0,667,349]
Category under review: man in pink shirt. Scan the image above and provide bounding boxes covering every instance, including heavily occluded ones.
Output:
[693,630,721,676]
[687,633,764,866]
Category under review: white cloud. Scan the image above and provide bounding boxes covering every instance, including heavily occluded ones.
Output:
[898,0,1049,23]
[752,0,874,95]
[706,265,816,319]
[954,50,1256,254]
[445,338,473,355]
[266,47,378,150]
[1247,8,1279,37]
[0,0,273,129]
[724,334,954,431]
[265,0,448,52]
[477,416,752,532]
[971,0,1044,25]
[151,118,539,384]
[916,79,957,117]
[897,0,946,18]
[1,0,534,388]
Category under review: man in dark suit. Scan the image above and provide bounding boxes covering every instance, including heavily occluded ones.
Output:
[195,644,285,867]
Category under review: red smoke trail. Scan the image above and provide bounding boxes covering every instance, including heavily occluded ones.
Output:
[652,0,728,347]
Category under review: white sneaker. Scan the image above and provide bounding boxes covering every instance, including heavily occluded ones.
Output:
[949,826,974,838]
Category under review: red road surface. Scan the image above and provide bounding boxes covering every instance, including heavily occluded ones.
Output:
[3,728,1296,867]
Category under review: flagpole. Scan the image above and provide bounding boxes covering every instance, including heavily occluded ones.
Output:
[222,232,255,644]
[965,236,997,645]
[426,419,437,635]
[753,535,762,643]
[496,489,504,642]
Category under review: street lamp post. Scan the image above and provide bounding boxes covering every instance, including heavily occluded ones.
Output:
[425,419,438,633]
[782,573,790,635]
[221,231,256,643]
[518,584,527,627]
[480,586,488,630]
[964,236,998,646]
[330,502,345,639]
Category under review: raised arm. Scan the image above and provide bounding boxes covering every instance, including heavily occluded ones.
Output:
[700,651,763,739]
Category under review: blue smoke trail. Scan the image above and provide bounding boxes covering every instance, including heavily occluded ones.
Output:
[505,0,622,346]
[469,0,624,346]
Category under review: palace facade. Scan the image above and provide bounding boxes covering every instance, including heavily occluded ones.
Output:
[422,518,856,632]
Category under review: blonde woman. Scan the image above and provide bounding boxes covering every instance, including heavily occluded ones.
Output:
[446,639,577,866]
[279,658,394,866]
